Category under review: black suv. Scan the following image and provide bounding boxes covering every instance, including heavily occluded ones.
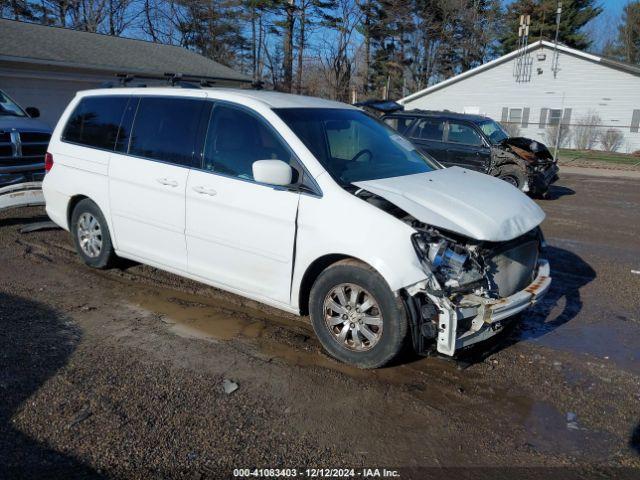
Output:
[0,89,51,188]
[380,109,559,196]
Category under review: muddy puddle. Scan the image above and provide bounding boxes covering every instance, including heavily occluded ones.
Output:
[128,286,374,378]
[87,272,621,458]
[127,285,600,439]
[518,283,640,375]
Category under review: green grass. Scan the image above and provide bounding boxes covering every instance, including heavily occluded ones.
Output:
[558,149,640,166]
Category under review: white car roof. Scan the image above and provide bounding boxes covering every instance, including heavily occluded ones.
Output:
[76,87,356,110]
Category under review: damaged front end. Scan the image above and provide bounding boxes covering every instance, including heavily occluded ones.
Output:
[404,225,551,356]
[491,137,559,195]
[352,174,551,357]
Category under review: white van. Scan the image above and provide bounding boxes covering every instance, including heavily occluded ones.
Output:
[43,88,551,368]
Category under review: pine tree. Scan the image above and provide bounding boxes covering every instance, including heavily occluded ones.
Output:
[617,1,640,64]
[177,0,246,67]
[368,0,415,99]
[499,0,602,55]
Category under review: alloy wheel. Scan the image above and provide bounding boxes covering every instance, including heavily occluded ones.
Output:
[77,212,103,258]
[323,283,383,352]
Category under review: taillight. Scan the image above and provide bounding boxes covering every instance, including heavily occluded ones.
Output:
[44,152,53,172]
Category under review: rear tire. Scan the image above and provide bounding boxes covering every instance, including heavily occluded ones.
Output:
[309,259,408,369]
[70,199,116,269]
[497,164,527,191]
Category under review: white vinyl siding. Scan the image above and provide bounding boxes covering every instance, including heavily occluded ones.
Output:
[402,43,640,152]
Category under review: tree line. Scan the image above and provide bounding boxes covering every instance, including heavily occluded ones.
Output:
[1,0,639,101]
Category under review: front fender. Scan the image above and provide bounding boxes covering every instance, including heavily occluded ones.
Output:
[291,190,427,311]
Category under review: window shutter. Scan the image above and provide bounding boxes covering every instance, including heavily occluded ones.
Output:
[631,110,640,133]
[562,108,572,125]
[501,107,508,122]
[539,108,548,128]
[522,108,530,127]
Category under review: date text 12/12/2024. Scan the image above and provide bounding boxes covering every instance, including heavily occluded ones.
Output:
[233,468,401,478]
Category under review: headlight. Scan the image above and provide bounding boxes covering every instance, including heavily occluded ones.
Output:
[429,241,468,276]
[413,234,468,272]
[412,232,481,288]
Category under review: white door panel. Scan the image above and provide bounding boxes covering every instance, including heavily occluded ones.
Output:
[109,153,188,270]
[186,171,299,304]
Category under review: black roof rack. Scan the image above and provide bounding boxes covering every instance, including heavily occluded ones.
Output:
[107,72,264,90]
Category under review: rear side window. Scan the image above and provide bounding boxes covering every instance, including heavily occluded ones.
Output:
[412,118,445,141]
[128,97,204,167]
[383,116,415,134]
[62,96,129,150]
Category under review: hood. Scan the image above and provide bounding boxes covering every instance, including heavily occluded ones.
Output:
[353,167,545,242]
[500,137,553,162]
[0,116,52,133]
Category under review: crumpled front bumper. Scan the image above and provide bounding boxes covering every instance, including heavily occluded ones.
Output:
[434,259,551,355]
[530,163,559,194]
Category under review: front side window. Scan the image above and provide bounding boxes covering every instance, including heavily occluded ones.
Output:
[275,108,439,185]
[62,96,129,150]
[203,104,293,181]
[0,90,26,117]
[447,122,483,146]
[412,118,445,141]
[476,119,509,143]
[128,97,204,167]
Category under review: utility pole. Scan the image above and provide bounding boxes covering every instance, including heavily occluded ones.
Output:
[553,92,565,160]
[552,1,562,78]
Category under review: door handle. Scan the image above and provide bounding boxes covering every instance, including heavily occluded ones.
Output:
[192,186,217,196]
[156,178,179,187]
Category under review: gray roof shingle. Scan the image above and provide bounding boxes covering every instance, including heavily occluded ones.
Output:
[0,19,251,83]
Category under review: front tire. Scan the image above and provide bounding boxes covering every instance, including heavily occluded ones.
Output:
[497,164,527,191]
[309,259,408,369]
[70,199,116,269]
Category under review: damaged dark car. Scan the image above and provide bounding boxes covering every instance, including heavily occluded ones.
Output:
[379,109,559,197]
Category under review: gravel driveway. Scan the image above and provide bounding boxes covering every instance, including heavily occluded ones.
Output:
[1,172,639,479]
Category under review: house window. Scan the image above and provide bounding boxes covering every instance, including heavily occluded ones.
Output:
[631,110,640,133]
[548,109,563,126]
[508,108,523,124]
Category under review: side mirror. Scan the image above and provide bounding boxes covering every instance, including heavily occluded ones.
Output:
[25,107,40,118]
[252,159,293,186]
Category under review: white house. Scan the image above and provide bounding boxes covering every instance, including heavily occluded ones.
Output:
[0,19,251,127]
[399,40,640,153]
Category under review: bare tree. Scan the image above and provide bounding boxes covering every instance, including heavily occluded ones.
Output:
[319,0,362,101]
[618,0,640,64]
[281,0,296,92]
[141,0,183,44]
[600,128,624,152]
[105,0,136,35]
[72,0,109,32]
[573,111,602,150]
[544,124,572,149]
[500,122,520,137]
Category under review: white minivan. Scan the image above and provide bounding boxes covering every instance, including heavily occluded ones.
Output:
[43,88,551,368]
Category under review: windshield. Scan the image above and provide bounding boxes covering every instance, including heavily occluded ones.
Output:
[275,108,439,185]
[0,91,26,117]
[476,119,509,144]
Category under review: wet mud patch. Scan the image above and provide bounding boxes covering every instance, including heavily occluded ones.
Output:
[126,281,626,461]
